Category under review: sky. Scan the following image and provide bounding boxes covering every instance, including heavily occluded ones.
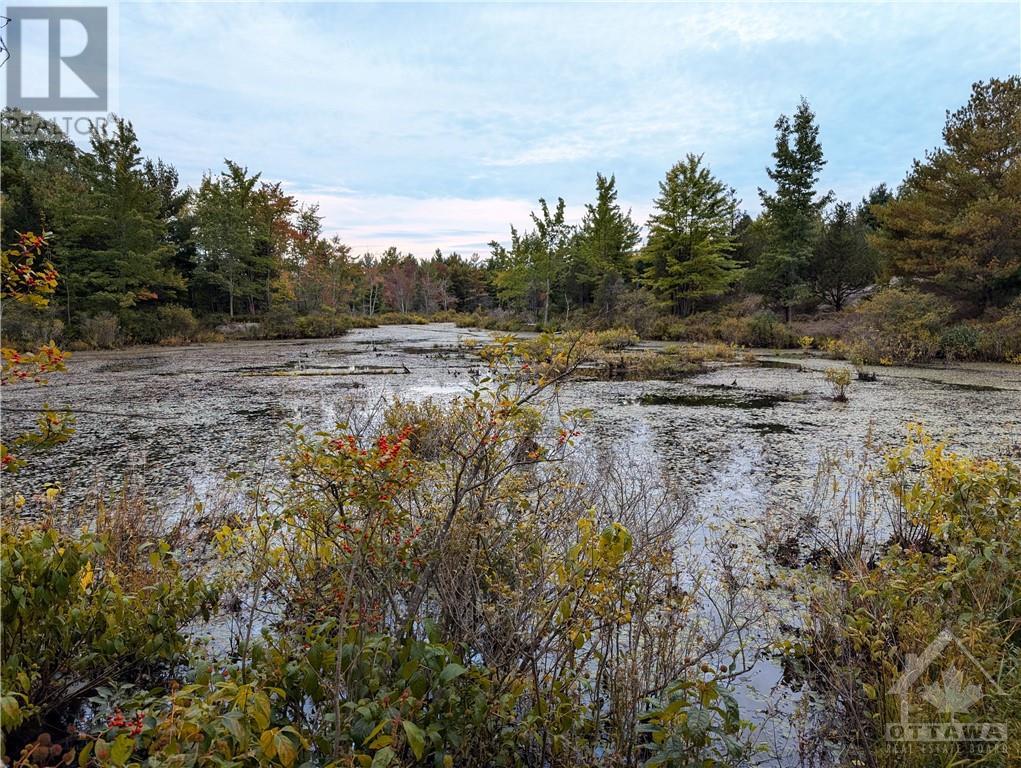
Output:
[113,1,1021,255]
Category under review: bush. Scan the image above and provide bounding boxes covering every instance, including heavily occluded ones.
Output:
[788,428,1021,764]
[975,298,1021,361]
[156,304,198,340]
[745,311,797,347]
[117,306,198,345]
[939,324,980,361]
[845,287,953,364]
[823,366,852,401]
[0,304,64,349]
[586,326,640,350]
[78,313,121,348]
[0,523,216,745]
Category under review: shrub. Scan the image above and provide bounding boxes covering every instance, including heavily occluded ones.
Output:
[0,523,216,744]
[78,313,121,348]
[974,298,1021,361]
[745,311,797,348]
[788,428,1021,764]
[939,324,980,361]
[639,677,752,765]
[586,327,640,350]
[845,287,952,364]
[0,303,64,349]
[823,366,852,401]
[155,304,198,340]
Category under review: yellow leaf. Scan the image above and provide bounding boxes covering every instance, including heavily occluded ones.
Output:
[79,561,94,591]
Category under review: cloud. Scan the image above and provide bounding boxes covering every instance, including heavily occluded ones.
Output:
[115,1,1019,254]
[289,189,592,256]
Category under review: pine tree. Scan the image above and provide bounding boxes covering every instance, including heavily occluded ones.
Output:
[638,154,743,314]
[872,77,1021,310]
[572,173,641,308]
[749,98,832,321]
[62,118,181,316]
[808,202,878,310]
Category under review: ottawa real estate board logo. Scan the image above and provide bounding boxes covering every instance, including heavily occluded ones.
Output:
[887,629,1007,755]
[2,2,116,139]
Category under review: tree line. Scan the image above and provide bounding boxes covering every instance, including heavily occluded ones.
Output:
[2,76,1018,342]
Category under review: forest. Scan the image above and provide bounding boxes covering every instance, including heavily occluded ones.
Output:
[2,77,1019,364]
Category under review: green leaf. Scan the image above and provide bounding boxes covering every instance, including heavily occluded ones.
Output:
[77,741,93,768]
[438,663,467,684]
[370,746,394,768]
[274,731,297,768]
[402,721,426,760]
[221,712,246,745]
[109,734,134,767]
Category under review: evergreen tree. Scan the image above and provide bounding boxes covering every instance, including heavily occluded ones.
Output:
[572,173,641,309]
[808,201,879,310]
[872,77,1021,310]
[60,118,181,316]
[143,159,195,303]
[749,98,832,321]
[638,154,743,314]
[856,183,893,231]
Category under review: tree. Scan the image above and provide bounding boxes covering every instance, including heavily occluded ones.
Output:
[380,248,418,313]
[638,154,743,314]
[749,98,832,321]
[143,158,195,303]
[494,198,572,325]
[808,202,879,310]
[193,161,259,317]
[192,161,295,317]
[0,110,81,248]
[571,173,641,309]
[872,77,1021,311]
[57,118,182,317]
[856,183,893,231]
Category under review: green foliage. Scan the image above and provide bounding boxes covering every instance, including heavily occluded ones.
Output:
[494,198,573,325]
[809,201,879,310]
[192,161,294,318]
[572,173,642,309]
[845,287,953,364]
[0,525,216,742]
[638,154,743,314]
[119,305,198,345]
[873,77,1021,310]
[639,678,751,767]
[749,99,832,320]
[61,118,184,316]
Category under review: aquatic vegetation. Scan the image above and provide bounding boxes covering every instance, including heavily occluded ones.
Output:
[823,367,852,401]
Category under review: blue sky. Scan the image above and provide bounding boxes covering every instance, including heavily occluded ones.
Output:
[116,1,1021,255]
